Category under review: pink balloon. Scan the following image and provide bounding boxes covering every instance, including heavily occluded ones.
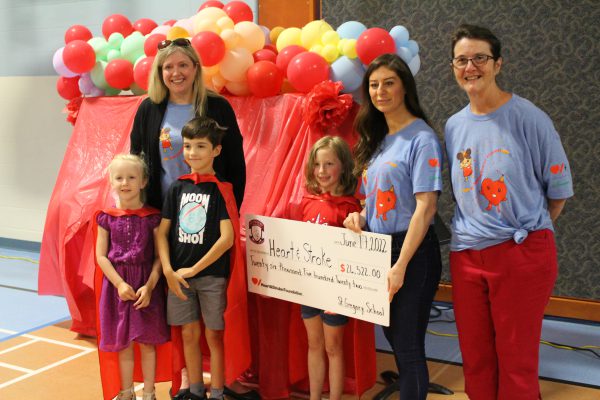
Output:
[62,40,96,74]
[223,1,254,24]
[56,76,81,100]
[247,61,283,97]
[64,25,92,44]
[198,1,225,11]
[253,49,277,63]
[287,52,329,93]
[144,33,167,57]
[356,28,396,65]
[191,31,226,67]
[275,45,306,78]
[134,57,155,91]
[102,14,133,40]
[163,19,176,27]
[105,59,134,89]
[133,18,158,36]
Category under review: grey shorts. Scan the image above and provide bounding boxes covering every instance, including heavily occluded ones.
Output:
[167,275,227,330]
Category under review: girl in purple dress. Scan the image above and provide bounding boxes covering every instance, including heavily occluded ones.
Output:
[95,154,169,400]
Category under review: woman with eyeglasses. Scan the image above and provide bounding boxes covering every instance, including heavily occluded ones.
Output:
[130,39,252,400]
[445,24,573,400]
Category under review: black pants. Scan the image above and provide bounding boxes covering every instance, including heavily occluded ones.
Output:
[382,227,442,400]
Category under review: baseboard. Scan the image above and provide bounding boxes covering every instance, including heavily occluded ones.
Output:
[0,237,41,252]
[436,283,600,322]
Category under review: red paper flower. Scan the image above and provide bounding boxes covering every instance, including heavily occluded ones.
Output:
[62,96,84,125]
[302,80,353,133]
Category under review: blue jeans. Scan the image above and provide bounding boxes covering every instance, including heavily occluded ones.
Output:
[382,227,442,400]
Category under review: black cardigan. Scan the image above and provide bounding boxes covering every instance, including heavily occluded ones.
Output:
[130,94,246,210]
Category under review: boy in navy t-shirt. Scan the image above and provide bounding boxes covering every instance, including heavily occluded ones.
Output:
[156,117,233,400]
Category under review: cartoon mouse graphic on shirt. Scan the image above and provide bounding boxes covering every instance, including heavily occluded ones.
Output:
[457,148,473,182]
[160,127,173,152]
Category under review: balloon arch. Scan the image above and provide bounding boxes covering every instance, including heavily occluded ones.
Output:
[53,0,421,105]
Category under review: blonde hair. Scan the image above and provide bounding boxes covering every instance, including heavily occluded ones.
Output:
[305,136,357,196]
[108,154,149,202]
[147,44,208,116]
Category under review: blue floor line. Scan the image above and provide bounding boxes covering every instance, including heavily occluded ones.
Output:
[0,315,72,343]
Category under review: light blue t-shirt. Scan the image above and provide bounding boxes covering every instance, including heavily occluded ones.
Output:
[361,119,443,234]
[444,94,574,251]
[159,102,194,198]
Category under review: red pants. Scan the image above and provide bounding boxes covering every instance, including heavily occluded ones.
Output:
[450,230,557,400]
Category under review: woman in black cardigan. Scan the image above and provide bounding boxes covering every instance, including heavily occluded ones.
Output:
[130,38,246,210]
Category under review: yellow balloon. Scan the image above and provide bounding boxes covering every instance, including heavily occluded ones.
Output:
[320,44,339,63]
[216,16,234,31]
[321,30,340,46]
[212,72,227,93]
[310,44,324,54]
[276,27,302,51]
[220,29,241,50]
[300,20,333,49]
[194,18,220,34]
[270,26,285,44]
[219,47,253,82]
[234,21,265,54]
[226,80,250,96]
[342,39,357,59]
[167,26,190,40]
[202,65,220,77]
[337,38,348,54]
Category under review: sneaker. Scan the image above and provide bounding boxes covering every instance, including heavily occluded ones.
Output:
[171,387,191,400]
[223,386,261,400]
[182,392,206,400]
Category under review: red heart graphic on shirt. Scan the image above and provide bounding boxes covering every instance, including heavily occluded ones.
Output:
[550,164,564,174]
[428,158,439,167]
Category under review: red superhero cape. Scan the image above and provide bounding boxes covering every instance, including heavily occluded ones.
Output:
[169,173,251,395]
[93,206,175,400]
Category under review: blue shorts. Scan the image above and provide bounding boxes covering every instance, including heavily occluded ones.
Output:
[301,305,348,327]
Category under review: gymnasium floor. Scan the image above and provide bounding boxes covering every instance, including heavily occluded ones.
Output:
[1,243,599,399]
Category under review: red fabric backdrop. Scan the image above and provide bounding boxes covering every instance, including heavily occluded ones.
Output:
[38,93,375,398]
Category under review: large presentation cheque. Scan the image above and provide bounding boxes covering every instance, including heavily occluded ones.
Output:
[245,214,392,326]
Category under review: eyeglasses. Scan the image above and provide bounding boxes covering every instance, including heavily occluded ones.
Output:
[451,54,495,69]
[157,38,191,51]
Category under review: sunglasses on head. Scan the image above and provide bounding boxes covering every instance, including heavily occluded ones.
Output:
[157,38,191,50]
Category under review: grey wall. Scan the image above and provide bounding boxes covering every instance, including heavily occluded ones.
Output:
[323,0,600,299]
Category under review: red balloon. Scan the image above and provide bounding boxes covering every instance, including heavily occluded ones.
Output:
[64,25,92,44]
[134,57,155,91]
[133,18,158,36]
[253,49,277,63]
[191,31,226,67]
[163,19,176,27]
[62,40,96,73]
[263,43,278,54]
[276,45,306,78]
[56,76,81,100]
[102,14,133,40]
[198,1,224,11]
[287,52,330,93]
[144,33,167,57]
[247,61,283,97]
[356,28,396,65]
[105,59,134,89]
[223,1,254,24]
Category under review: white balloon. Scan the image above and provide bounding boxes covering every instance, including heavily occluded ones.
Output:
[408,54,420,76]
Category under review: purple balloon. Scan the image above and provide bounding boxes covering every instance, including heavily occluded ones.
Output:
[260,25,271,44]
[78,72,96,94]
[87,86,105,97]
[53,47,78,77]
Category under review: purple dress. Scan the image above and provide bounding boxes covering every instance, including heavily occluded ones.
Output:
[97,211,169,352]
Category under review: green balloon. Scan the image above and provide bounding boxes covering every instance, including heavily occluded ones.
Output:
[106,49,122,61]
[88,37,109,61]
[108,32,124,49]
[105,87,121,96]
[90,61,109,90]
[121,31,145,63]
